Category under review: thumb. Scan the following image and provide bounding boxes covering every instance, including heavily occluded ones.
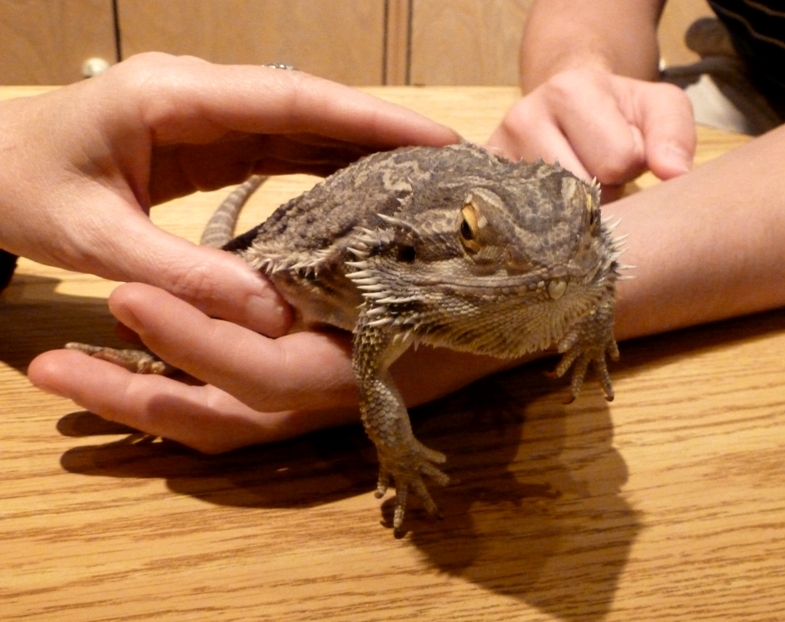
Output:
[89,212,291,337]
[638,82,696,180]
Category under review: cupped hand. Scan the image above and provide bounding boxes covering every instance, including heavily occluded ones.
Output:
[28,283,517,453]
[0,52,459,335]
[487,68,696,201]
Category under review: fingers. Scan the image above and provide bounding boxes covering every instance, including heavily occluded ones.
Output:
[487,70,646,185]
[72,202,292,336]
[86,52,463,255]
[148,133,377,202]
[486,69,695,192]
[551,71,648,185]
[637,81,696,180]
[114,53,460,150]
[107,283,358,412]
[27,280,361,454]
[28,350,358,453]
[487,101,592,181]
[26,282,516,454]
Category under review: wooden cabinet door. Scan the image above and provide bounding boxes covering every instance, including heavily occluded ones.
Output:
[0,0,717,87]
[407,0,714,86]
[409,0,532,86]
[116,0,387,85]
[0,0,116,84]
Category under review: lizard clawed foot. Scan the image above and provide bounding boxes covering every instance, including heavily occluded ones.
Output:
[374,442,448,538]
[547,332,619,403]
[544,300,619,403]
[65,343,175,375]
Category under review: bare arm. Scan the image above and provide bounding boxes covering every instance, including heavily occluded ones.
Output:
[488,0,694,194]
[612,127,785,339]
[519,0,665,91]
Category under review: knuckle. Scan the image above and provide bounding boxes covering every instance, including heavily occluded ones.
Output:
[645,81,695,119]
[107,53,209,132]
[544,68,601,105]
[165,259,218,307]
[654,80,689,102]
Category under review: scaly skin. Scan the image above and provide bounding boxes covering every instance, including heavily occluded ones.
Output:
[69,143,622,536]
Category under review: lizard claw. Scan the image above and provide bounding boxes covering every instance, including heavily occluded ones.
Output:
[375,442,448,536]
[547,301,619,402]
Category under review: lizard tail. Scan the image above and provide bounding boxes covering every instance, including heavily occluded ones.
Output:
[199,175,267,248]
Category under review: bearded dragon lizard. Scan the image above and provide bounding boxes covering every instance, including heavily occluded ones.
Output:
[68,142,622,536]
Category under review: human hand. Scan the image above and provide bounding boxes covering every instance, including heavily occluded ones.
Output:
[0,52,459,335]
[487,68,696,201]
[29,283,514,453]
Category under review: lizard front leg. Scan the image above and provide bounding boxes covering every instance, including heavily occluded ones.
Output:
[352,323,448,537]
[549,288,618,402]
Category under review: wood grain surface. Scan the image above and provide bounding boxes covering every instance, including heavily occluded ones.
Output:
[3,85,783,622]
[0,0,116,84]
[0,0,712,86]
[117,0,387,85]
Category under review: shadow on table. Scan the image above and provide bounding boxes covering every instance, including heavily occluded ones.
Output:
[58,353,634,622]
[0,274,122,373]
[52,300,785,622]
[396,363,636,622]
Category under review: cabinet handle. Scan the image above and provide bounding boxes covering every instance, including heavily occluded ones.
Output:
[81,57,111,78]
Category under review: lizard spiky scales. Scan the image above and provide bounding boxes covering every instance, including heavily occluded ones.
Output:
[69,142,621,536]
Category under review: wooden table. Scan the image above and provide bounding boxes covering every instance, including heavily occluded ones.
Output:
[2,86,783,622]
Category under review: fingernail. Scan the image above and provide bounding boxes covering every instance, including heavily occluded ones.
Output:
[662,143,693,174]
[245,293,292,337]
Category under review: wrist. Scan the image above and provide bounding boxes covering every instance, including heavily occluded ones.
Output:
[520,47,617,95]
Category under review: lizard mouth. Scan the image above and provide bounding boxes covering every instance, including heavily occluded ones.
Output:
[400,288,599,358]
[411,273,575,302]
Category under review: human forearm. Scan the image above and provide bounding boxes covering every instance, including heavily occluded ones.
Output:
[611,126,785,340]
[519,0,666,92]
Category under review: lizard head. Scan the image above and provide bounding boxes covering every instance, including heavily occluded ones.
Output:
[456,164,606,281]
[347,151,619,356]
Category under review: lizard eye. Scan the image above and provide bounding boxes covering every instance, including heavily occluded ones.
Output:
[460,201,483,254]
[396,244,416,263]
